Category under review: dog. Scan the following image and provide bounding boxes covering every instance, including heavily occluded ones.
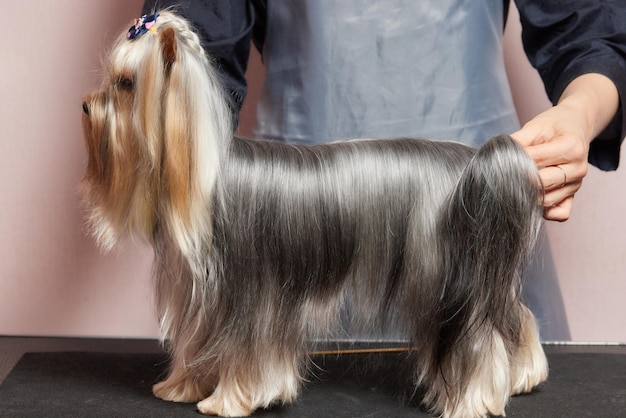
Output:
[81,11,548,418]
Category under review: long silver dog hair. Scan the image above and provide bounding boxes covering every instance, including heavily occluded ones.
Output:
[81,11,549,418]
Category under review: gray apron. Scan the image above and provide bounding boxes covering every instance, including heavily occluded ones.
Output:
[254,0,570,341]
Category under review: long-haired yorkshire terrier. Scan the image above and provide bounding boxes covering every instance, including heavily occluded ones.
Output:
[81,11,549,418]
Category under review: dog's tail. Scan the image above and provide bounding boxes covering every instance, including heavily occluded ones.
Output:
[433,134,543,379]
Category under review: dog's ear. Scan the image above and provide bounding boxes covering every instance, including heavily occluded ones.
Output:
[159,27,177,72]
[160,25,192,236]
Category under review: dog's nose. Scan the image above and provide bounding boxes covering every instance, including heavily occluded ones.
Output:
[82,101,90,116]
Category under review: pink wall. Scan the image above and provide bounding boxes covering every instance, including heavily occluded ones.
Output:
[0,0,157,337]
[1,2,624,341]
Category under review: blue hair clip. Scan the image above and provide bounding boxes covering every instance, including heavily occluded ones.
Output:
[127,13,160,40]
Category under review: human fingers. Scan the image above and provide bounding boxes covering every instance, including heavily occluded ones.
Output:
[541,176,582,207]
[543,195,575,222]
[539,165,568,191]
[537,164,583,222]
[523,132,588,170]
[537,159,588,191]
[510,104,590,170]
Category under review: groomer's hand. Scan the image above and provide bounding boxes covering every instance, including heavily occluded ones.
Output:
[511,73,619,222]
[512,101,591,221]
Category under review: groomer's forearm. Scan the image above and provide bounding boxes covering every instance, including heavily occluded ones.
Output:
[556,73,619,143]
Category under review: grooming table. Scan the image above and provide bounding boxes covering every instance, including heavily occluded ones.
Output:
[1,337,625,417]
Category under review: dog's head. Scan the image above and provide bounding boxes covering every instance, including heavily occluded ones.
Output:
[81,11,231,255]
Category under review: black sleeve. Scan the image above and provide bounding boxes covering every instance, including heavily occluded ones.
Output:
[515,0,626,171]
[142,0,255,128]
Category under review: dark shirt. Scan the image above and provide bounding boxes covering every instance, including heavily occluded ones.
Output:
[142,0,626,170]
[517,0,626,170]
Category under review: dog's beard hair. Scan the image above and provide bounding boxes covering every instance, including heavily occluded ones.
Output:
[81,10,548,417]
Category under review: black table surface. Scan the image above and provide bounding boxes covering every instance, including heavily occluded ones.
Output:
[1,337,625,417]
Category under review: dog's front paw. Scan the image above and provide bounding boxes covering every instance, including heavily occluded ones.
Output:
[197,393,254,417]
[153,378,207,403]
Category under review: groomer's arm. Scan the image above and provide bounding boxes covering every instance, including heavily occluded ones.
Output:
[512,73,619,221]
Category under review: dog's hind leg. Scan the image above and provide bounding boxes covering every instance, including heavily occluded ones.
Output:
[509,304,548,395]
[423,329,512,418]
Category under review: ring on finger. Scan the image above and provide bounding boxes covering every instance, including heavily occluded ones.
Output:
[555,165,567,188]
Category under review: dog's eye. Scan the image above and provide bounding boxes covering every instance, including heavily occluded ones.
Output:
[118,78,134,90]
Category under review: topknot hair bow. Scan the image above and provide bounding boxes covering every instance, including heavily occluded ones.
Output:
[127,13,160,40]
